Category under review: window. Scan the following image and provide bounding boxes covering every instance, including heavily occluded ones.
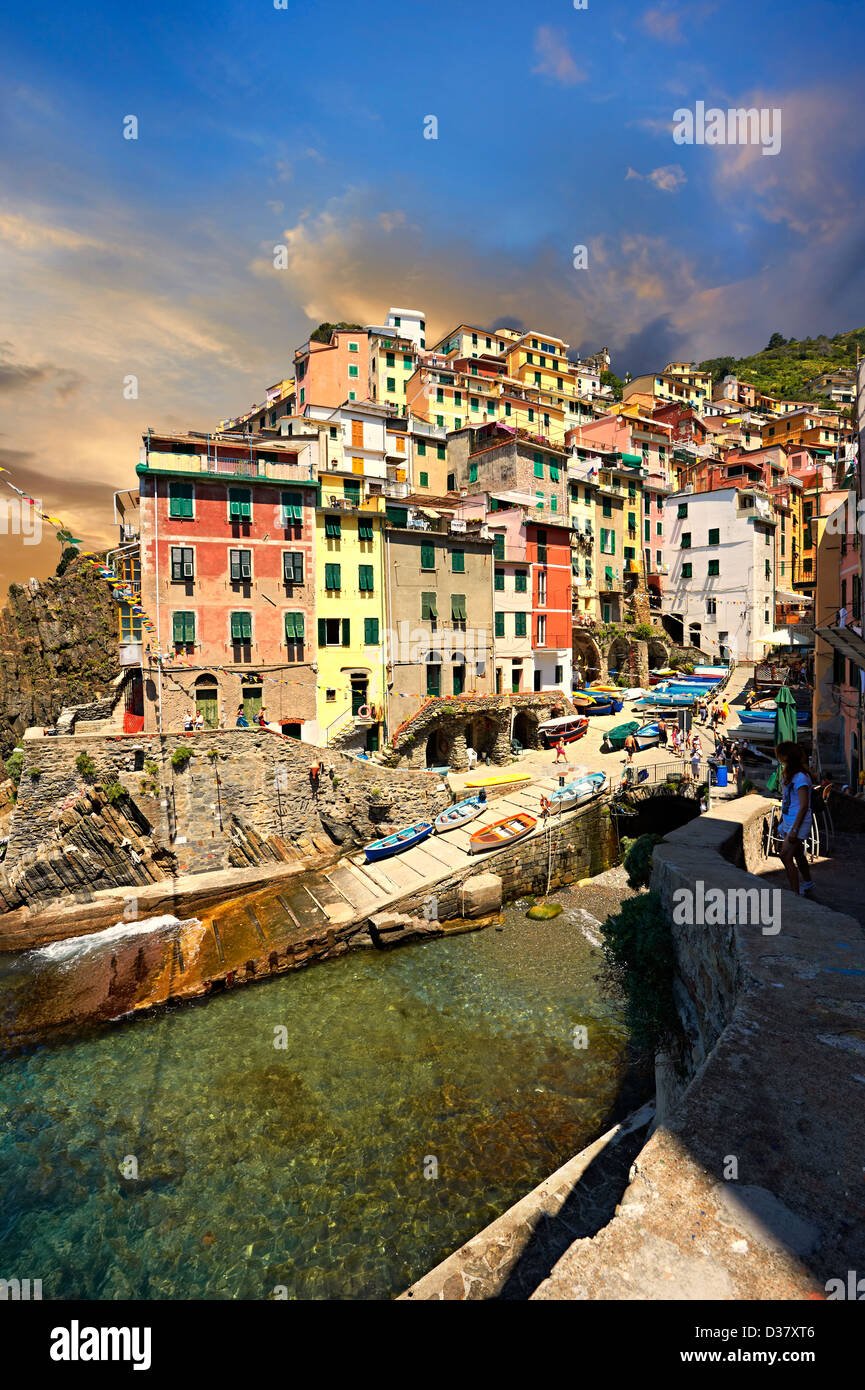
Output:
[348,341,358,352]
[364,617,380,645]
[171,547,194,581]
[536,614,546,646]
[708,559,720,577]
[348,365,359,379]
[515,611,527,637]
[329,426,338,439]
[387,377,396,393]
[344,480,361,506]
[172,611,195,647]
[420,543,435,570]
[706,598,716,616]
[229,487,251,520]
[282,491,303,525]
[230,611,252,641]
[555,665,563,685]
[677,503,688,519]
[494,611,505,638]
[681,562,693,578]
[708,528,720,546]
[515,569,527,593]
[537,570,547,605]
[386,352,395,368]
[681,533,691,548]
[451,594,466,626]
[325,515,341,539]
[493,533,505,560]
[437,445,445,461]
[169,482,194,519]
[230,548,252,581]
[421,592,437,619]
[325,562,341,590]
[656,521,663,536]
[436,387,444,403]
[358,564,374,592]
[469,463,478,484]
[551,496,558,513]
[358,518,374,541]
[318,617,345,647]
[426,664,440,696]
[602,500,612,518]
[535,491,544,510]
[417,440,426,456]
[284,612,304,647]
[452,549,465,573]
[765,559,771,581]
[280,551,303,585]
[494,568,505,591]
[419,471,429,488]
[403,356,412,370]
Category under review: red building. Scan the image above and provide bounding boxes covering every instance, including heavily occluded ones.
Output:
[133,432,319,734]
[526,521,572,691]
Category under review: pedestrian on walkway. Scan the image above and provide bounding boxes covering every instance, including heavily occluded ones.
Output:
[721,699,729,724]
[775,742,816,897]
[657,717,668,748]
[554,738,567,764]
[690,746,701,782]
[624,733,637,764]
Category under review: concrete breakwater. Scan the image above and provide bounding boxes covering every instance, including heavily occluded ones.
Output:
[403,797,865,1300]
[0,794,617,1052]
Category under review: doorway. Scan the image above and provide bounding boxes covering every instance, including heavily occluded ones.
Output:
[351,676,368,715]
[195,680,219,728]
[242,684,262,723]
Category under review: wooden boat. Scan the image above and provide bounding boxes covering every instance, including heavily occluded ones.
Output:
[606,720,640,751]
[740,708,808,725]
[634,722,662,750]
[364,821,433,862]
[571,692,604,713]
[648,667,676,685]
[582,695,624,716]
[537,713,589,748]
[586,683,619,694]
[468,811,536,854]
[548,772,607,809]
[434,796,484,835]
[465,767,532,789]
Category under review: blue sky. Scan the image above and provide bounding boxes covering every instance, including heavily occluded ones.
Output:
[1,0,863,581]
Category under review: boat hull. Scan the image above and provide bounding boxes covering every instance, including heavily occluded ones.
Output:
[364,822,433,862]
[549,773,607,808]
[434,797,484,834]
[465,769,532,789]
[468,811,537,854]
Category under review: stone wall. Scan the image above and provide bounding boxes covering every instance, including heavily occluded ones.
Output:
[1,729,452,913]
[384,691,575,769]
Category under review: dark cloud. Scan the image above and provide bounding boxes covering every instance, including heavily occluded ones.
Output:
[611,314,686,377]
[0,344,82,397]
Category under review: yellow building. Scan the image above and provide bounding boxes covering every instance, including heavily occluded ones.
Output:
[315,489,388,752]
[369,332,417,411]
[623,362,712,409]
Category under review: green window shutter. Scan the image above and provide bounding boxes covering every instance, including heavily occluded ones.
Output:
[605,565,613,585]
[318,617,327,646]
[602,500,612,517]
[420,543,435,570]
[358,518,374,541]
[451,594,466,621]
[386,506,407,526]
[494,568,505,591]
[533,459,543,478]
[285,612,304,643]
[549,465,559,482]
[387,377,396,392]
[437,445,445,460]
[344,480,361,504]
[364,617,380,645]
[229,488,251,519]
[426,665,440,696]
[419,471,429,487]
[551,496,558,513]
[417,440,426,456]
[342,617,351,646]
[231,612,251,640]
[515,611,527,637]
[282,491,302,522]
[403,356,412,370]
[348,365,359,378]
[452,549,465,573]
[515,569,527,593]
[421,592,437,619]
[169,483,194,518]
[173,611,194,643]
[493,533,505,559]
[624,546,634,560]
[681,562,692,579]
[386,352,395,368]
[677,503,688,518]
[325,563,341,590]
[708,528,720,546]
[494,612,505,638]
[468,463,478,483]
[536,492,544,509]
[681,533,691,548]
[283,551,303,583]
[708,560,720,577]
[628,512,636,529]
[358,564,374,592]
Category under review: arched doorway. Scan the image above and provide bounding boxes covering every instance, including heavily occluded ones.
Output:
[572,631,602,685]
[426,728,450,767]
[467,715,494,756]
[647,637,668,671]
[194,674,219,728]
[608,637,632,680]
[513,710,535,750]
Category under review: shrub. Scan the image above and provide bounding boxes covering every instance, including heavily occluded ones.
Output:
[4,748,24,789]
[170,746,194,769]
[633,623,655,641]
[621,833,663,889]
[144,760,159,777]
[103,780,127,805]
[75,752,97,781]
[682,662,695,675]
[207,748,220,763]
[599,891,681,1056]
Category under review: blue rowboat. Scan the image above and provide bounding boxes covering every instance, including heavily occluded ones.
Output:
[634,722,662,750]
[434,796,484,835]
[364,822,433,862]
[548,772,607,809]
[740,708,808,725]
[574,691,623,716]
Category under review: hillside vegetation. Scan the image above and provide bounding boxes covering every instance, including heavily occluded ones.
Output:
[700,328,864,403]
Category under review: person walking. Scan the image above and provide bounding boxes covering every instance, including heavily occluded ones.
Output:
[554,738,567,764]
[235,705,250,728]
[624,733,637,764]
[721,698,729,724]
[690,745,701,784]
[657,717,668,749]
[775,742,815,896]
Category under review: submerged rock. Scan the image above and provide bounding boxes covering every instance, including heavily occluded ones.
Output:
[526,902,563,920]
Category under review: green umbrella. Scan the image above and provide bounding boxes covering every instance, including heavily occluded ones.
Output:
[768,685,798,793]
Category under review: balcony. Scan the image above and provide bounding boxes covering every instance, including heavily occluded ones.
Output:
[141,450,312,483]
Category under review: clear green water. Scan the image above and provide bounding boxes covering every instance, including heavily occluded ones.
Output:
[0,900,629,1300]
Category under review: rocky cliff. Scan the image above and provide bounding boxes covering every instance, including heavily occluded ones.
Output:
[0,558,119,758]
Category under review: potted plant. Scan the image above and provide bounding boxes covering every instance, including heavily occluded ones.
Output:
[367,784,393,820]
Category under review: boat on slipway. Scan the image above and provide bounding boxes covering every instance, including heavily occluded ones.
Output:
[364,822,434,863]
[468,811,537,855]
[433,797,485,835]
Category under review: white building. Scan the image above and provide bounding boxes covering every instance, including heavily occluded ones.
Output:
[383,307,426,350]
[662,486,777,663]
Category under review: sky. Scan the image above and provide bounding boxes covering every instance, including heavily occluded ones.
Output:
[1,0,864,587]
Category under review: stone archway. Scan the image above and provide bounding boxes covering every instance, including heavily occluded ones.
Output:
[647,637,669,671]
[572,631,603,686]
[608,637,632,680]
[513,709,538,751]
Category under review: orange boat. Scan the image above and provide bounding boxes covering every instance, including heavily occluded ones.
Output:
[468,811,537,855]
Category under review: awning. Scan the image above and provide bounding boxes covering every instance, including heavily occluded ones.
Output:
[775,589,812,606]
[756,629,813,648]
[813,624,865,665]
